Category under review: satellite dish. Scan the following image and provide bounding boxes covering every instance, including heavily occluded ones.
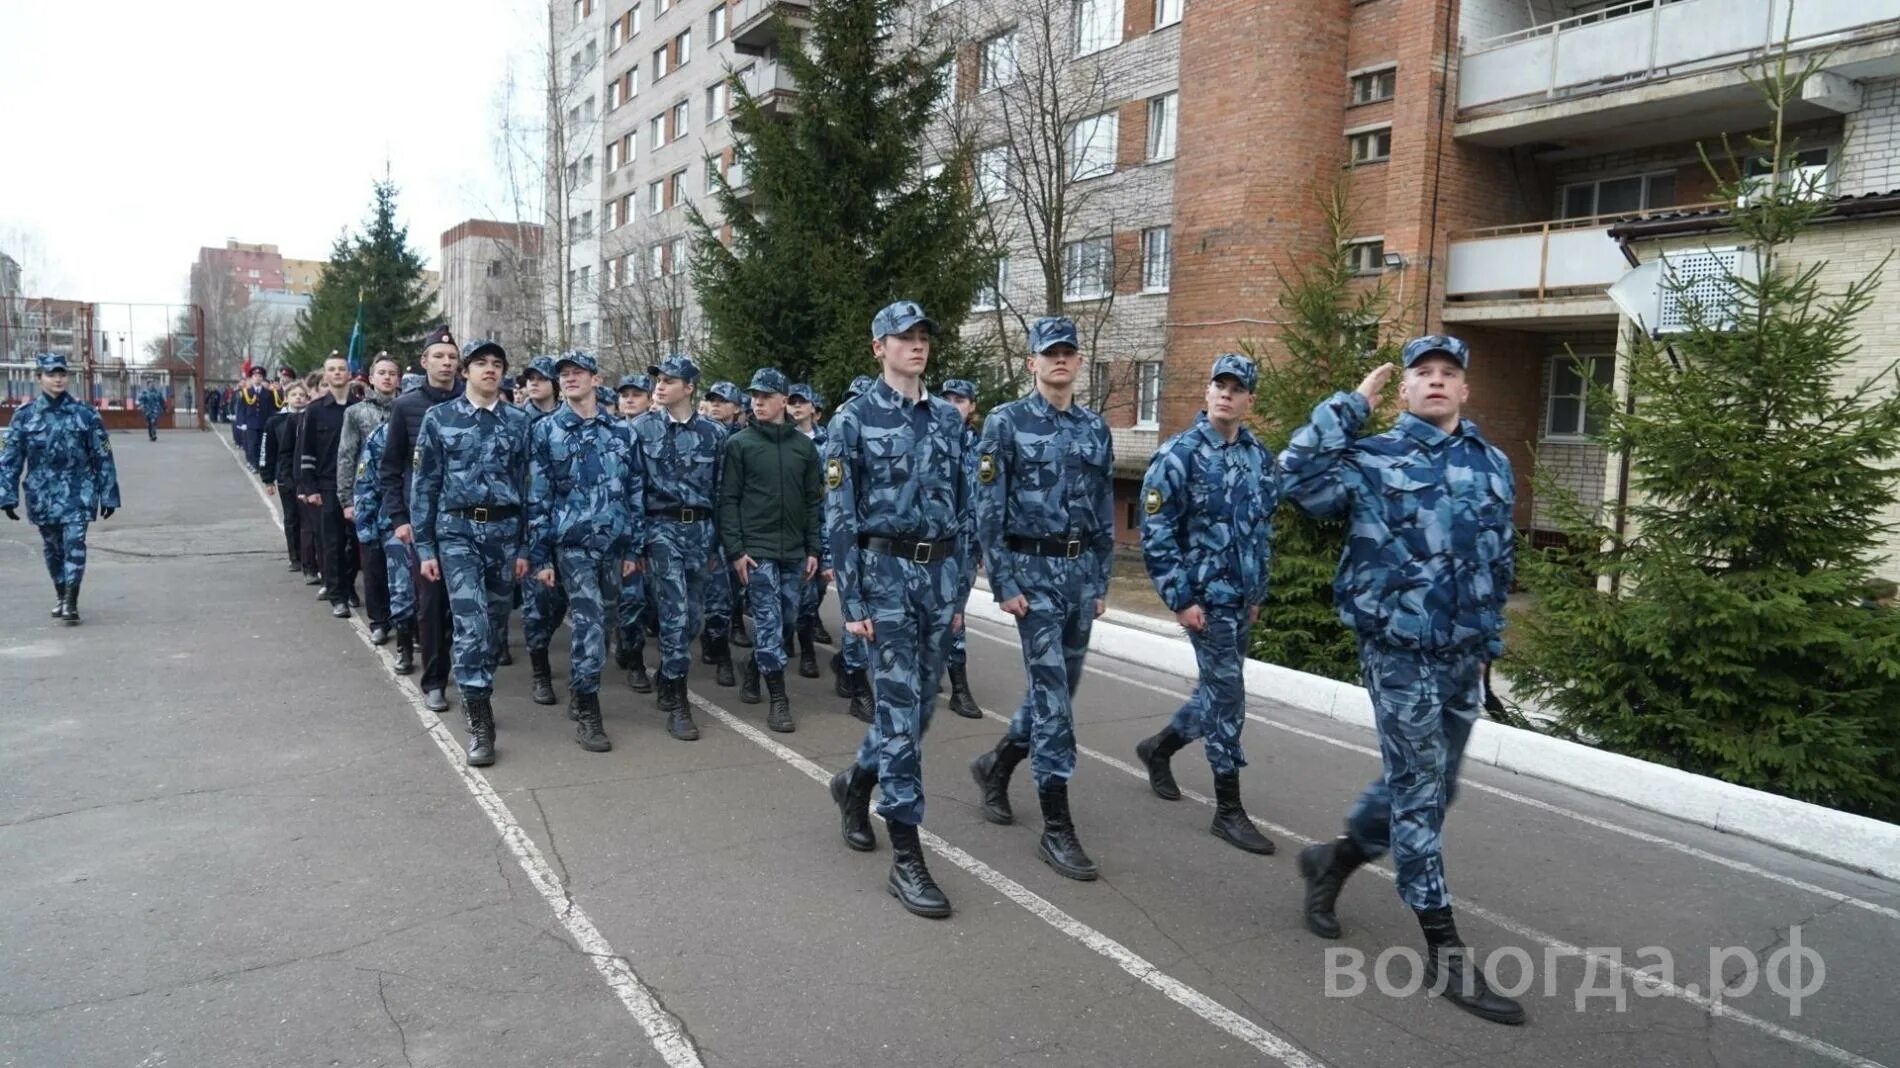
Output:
[1607,260,1663,337]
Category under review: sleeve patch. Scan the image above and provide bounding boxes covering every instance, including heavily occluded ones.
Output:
[824,457,844,490]
[1144,487,1164,516]
[977,453,997,485]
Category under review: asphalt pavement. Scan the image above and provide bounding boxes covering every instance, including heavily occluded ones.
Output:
[2,428,1896,1068]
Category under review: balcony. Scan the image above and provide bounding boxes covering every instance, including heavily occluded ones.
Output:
[748,59,800,116]
[1441,209,1716,325]
[730,0,809,56]
[1457,0,1900,149]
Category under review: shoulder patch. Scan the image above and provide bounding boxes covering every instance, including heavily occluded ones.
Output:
[1144,486,1164,516]
[412,446,422,471]
[977,453,997,485]
[824,457,844,490]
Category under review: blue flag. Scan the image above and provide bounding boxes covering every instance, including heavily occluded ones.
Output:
[345,296,366,374]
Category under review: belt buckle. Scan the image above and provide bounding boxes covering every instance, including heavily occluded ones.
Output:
[472,506,490,524]
[911,541,933,565]
[1065,538,1082,559]
[680,507,697,523]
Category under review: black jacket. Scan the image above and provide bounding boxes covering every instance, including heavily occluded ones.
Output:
[262,409,303,489]
[295,393,354,497]
[379,379,463,529]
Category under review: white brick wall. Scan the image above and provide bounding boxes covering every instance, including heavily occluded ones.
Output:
[1840,76,1900,197]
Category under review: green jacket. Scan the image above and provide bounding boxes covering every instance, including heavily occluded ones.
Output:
[718,417,823,562]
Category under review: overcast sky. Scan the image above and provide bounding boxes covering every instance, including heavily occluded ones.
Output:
[0,0,547,309]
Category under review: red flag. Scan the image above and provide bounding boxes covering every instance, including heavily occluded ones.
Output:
[241,350,253,379]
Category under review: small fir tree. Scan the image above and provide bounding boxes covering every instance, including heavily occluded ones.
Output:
[284,180,437,373]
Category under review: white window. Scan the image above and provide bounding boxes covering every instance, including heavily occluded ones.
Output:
[939,55,958,111]
[709,5,728,42]
[977,146,1010,203]
[1544,354,1614,439]
[649,113,665,150]
[658,0,671,12]
[608,255,625,288]
[585,39,598,67]
[1141,226,1171,292]
[579,209,594,235]
[1069,112,1117,181]
[671,99,690,139]
[583,95,596,121]
[609,79,624,110]
[1154,0,1181,28]
[577,321,593,344]
[973,256,1008,311]
[568,215,581,242]
[581,154,594,180]
[567,104,581,128]
[667,168,686,203]
[654,45,670,80]
[1559,171,1677,219]
[1136,361,1161,426]
[1743,148,1833,202]
[1071,0,1122,56]
[980,31,1018,90]
[1350,66,1396,105]
[1347,125,1392,164]
[626,67,640,98]
[629,4,642,36]
[1346,238,1385,275]
[728,152,747,188]
[648,179,665,213]
[649,243,667,278]
[577,265,591,292]
[607,139,622,171]
[707,80,728,121]
[1147,92,1177,161]
[669,236,686,273]
[675,29,691,66]
[706,155,720,193]
[1062,236,1112,301]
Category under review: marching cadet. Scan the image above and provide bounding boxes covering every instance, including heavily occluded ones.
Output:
[515,355,569,707]
[1135,355,1279,857]
[967,318,1114,881]
[826,374,878,721]
[354,374,425,673]
[234,366,277,474]
[720,368,823,732]
[412,338,532,766]
[825,301,974,920]
[613,372,659,692]
[938,378,982,719]
[262,383,311,574]
[298,354,360,618]
[703,379,751,656]
[787,383,833,668]
[1282,336,1523,1026]
[380,326,465,713]
[616,373,654,419]
[338,355,401,642]
[631,354,726,740]
[1,352,122,624]
[135,381,166,441]
[528,351,644,752]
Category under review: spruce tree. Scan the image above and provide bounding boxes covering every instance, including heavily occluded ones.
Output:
[688,0,993,402]
[1502,57,1900,820]
[284,180,437,372]
[1246,187,1399,682]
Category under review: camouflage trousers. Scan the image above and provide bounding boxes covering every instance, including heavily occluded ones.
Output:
[37,522,87,587]
[384,534,415,625]
[1167,603,1252,777]
[556,547,620,695]
[1001,556,1097,789]
[616,569,656,657]
[647,519,715,680]
[521,559,570,653]
[744,559,806,675]
[702,546,733,641]
[437,519,517,696]
[797,569,828,632]
[851,551,963,827]
[1344,642,1482,913]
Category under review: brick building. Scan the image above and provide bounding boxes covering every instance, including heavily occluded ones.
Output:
[439,219,548,347]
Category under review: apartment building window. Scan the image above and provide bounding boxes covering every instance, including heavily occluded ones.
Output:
[1347,124,1392,165]
[1743,147,1833,200]
[571,50,585,78]
[1559,171,1676,219]
[568,104,582,129]
[486,259,504,278]
[580,153,595,180]
[977,145,1010,202]
[574,0,593,21]
[577,321,593,345]
[1141,226,1171,291]
[585,39,598,67]
[1545,354,1614,440]
[1062,236,1112,301]
[1136,361,1161,426]
[649,243,667,278]
[568,215,581,242]
[671,98,690,138]
[609,79,624,110]
[1072,0,1122,56]
[654,44,671,80]
[607,139,622,171]
[675,29,692,67]
[1350,66,1396,105]
[1147,92,1177,161]
[608,255,624,288]
[667,168,687,206]
[658,0,672,12]
[580,209,594,235]
[668,236,687,273]
[649,113,665,150]
[707,80,728,122]
[939,55,959,111]
[981,31,1018,90]
[649,178,665,213]
[1154,0,1182,28]
[565,160,580,190]
[1069,112,1117,181]
[706,155,720,193]
[1347,237,1384,275]
[973,256,1008,311]
[729,152,747,188]
[709,5,728,42]
[622,67,639,101]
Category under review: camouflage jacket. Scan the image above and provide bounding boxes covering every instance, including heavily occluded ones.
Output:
[0,392,122,525]
[411,395,533,563]
[527,403,644,568]
[1140,414,1276,613]
[975,391,1114,604]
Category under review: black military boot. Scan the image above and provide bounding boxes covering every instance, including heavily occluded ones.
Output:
[796,629,821,679]
[847,668,873,723]
[392,625,415,676]
[885,821,951,918]
[51,582,66,618]
[1297,836,1368,939]
[1418,906,1527,1025]
[625,648,653,693]
[529,648,557,706]
[664,676,700,741]
[1210,774,1276,854]
[708,636,737,688]
[464,694,496,767]
[573,692,612,753]
[1135,727,1190,801]
[831,652,852,698]
[740,653,763,704]
[829,763,878,852]
[1035,783,1099,881]
[969,736,1029,825]
[764,671,794,733]
[59,579,82,626]
[811,618,833,646]
[730,615,752,648]
[947,663,980,718]
[497,642,513,667]
[614,641,632,670]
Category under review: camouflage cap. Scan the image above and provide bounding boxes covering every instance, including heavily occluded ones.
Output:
[554,350,598,375]
[709,380,745,405]
[747,368,790,395]
[1028,316,1080,355]
[1400,334,1470,369]
[871,299,938,339]
[940,378,977,399]
[617,373,654,394]
[34,352,69,374]
[521,355,560,382]
[808,388,827,410]
[842,374,878,403]
[648,353,701,383]
[1210,353,1258,392]
[400,373,425,393]
[787,381,815,403]
[461,338,507,369]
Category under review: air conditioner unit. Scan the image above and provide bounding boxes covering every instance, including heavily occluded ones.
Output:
[1655,245,1759,334]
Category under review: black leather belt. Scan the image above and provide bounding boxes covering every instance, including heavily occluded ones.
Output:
[450,504,520,523]
[648,506,707,523]
[860,534,958,564]
[1006,534,1089,559]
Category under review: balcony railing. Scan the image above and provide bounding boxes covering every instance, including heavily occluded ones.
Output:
[730,0,810,55]
[1459,0,1900,113]
[1445,203,1722,300]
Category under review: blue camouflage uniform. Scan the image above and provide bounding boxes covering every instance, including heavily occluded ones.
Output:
[1280,336,1515,913]
[361,374,425,626]
[1140,357,1278,778]
[411,342,534,699]
[830,338,976,828]
[631,356,726,683]
[940,378,982,671]
[828,375,879,680]
[975,344,1114,789]
[1,355,122,593]
[791,383,832,636]
[613,373,659,662]
[136,386,165,438]
[516,356,570,655]
[701,380,747,646]
[528,353,644,696]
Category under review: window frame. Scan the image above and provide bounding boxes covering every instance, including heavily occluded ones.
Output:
[1153,0,1182,28]
[1346,124,1392,165]
[977,145,1010,203]
[1557,170,1678,220]
[1140,226,1172,292]
[973,255,1009,311]
[980,30,1018,91]
[1135,360,1161,428]
[1061,235,1113,302]
[1071,0,1123,57]
[1146,92,1177,162]
[1346,237,1385,276]
[1348,65,1396,105]
[1542,352,1615,442]
[1068,111,1118,182]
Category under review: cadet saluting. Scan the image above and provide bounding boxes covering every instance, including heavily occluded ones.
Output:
[412,339,532,767]
[967,317,1114,881]
[825,301,974,920]
[1282,336,1523,1026]
[1134,354,1279,856]
[2,352,121,625]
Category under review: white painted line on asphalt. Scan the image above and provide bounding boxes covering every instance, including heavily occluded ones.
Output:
[685,690,1331,1068]
[965,631,1889,1067]
[217,433,706,1068]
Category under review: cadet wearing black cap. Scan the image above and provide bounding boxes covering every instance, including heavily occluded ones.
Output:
[380,325,465,711]
[613,372,660,690]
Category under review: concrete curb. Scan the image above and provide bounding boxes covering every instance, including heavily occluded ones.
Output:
[965,596,1900,882]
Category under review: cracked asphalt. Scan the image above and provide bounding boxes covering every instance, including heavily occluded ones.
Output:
[3,430,1897,1068]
